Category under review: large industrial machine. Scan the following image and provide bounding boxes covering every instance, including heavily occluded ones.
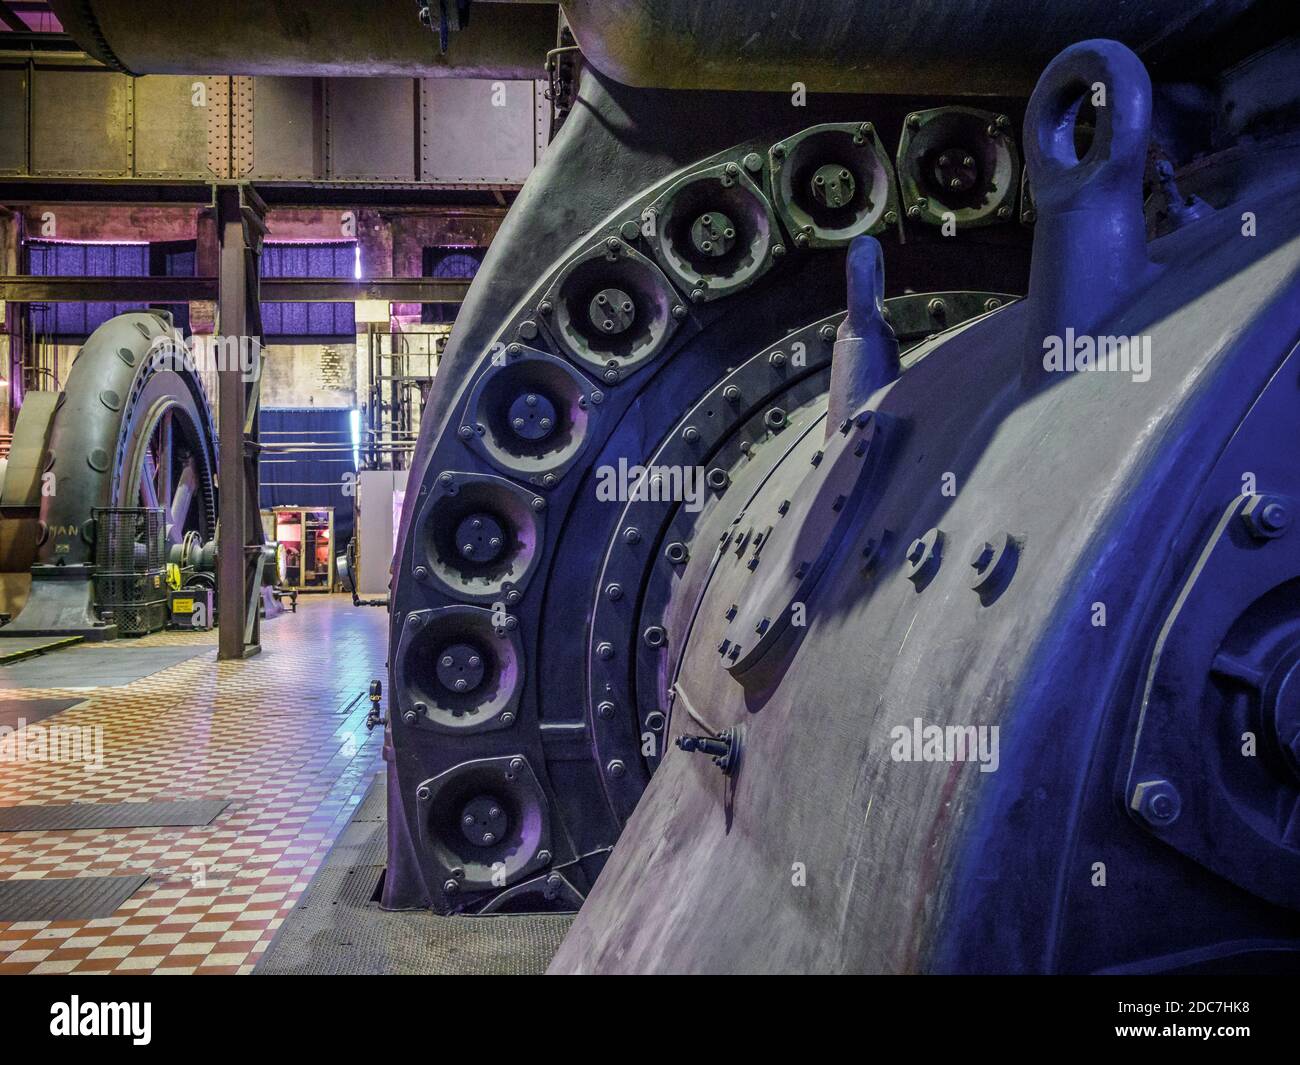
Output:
[0,311,220,638]
[380,11,1300,973]
[42,0,1300,973]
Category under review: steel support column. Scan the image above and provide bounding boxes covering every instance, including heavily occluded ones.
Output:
[215,184,266,660]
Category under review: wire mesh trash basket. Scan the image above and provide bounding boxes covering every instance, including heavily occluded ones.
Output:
[93,507,168,635]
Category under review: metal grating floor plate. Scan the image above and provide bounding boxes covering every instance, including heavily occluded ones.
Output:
[0,799,230,832]
[255,774,572,975]
[0,875,148,921]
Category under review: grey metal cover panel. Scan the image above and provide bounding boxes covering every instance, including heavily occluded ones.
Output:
[1,392,59,506]
[0,644,211,688]
[0,799,229,832]
[420,78,536,186]
[0,875,147,921]
[133,75,211,179]
[0,696,83,729]
[251,76,320,180]
[0,67,27,175]
[326,78,416,181]
[31,69,130,177]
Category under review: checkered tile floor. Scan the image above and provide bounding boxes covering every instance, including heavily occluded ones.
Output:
[0,595,387,974]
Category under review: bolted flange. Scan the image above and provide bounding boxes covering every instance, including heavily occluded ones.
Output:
[810,164,856,208]
[690,211,737,258]
[676,727,742,776]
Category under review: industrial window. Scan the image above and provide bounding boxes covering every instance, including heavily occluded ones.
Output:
[25,239,193,340]
[27,241,147,339]
[260,241,357,340]
[421,246,483,325]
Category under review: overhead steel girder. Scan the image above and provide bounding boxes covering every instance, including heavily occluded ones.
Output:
[0,277,471,304]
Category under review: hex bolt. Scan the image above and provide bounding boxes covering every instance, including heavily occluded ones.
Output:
[968,531,1020,595]
[501,711,515,725]
[928,298,947,317]
[906,113,921,129]
[769,350,787,368]
[458,425,473,440]
[403,710,417,724]
[596,641,614,660]
[597,700,615,719]
[1262,501,1291,531]
[607,759,626,779]
[417,786,431,801]
[443,879,459,894]
[509,757,525,774]
[413,565,429,582]
[538,299,553,315]
[984,297,1003,312]
[683,425,700,443]
[1131,779,1182,827]
[1242,494,1293,540]
[606,582,624,601]
[723,385,741,401]
[537,850,552,864]
[623,527,642,545]
[665,542,688,564]
[905,528,944,585]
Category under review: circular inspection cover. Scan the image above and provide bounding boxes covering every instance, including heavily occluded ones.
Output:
[717,411,883,676]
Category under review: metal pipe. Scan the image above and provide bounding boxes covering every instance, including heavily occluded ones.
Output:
[48,0,558,78]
